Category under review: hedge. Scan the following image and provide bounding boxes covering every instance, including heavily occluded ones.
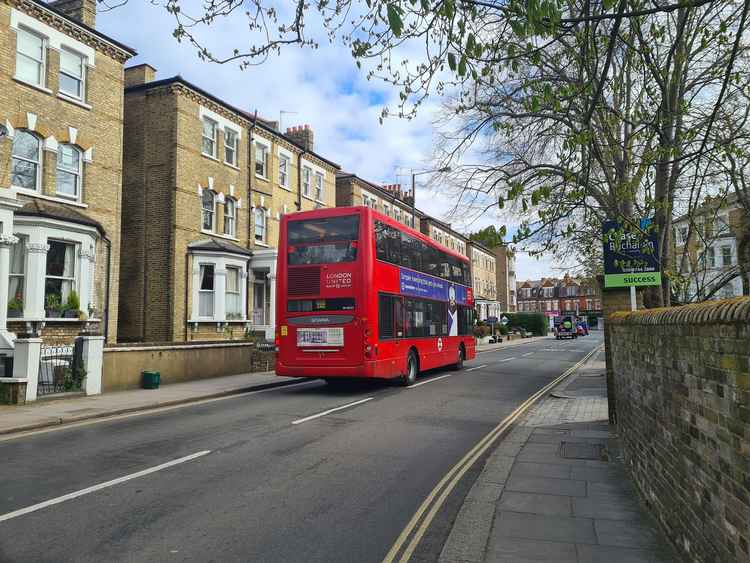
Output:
[505,313,548,336]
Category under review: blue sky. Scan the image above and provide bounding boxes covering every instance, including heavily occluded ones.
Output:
[97,2,558,280]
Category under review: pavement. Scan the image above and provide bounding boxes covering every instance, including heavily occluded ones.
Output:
[0,334,600,563]
[439,347,677,563]
[0,334,553,436]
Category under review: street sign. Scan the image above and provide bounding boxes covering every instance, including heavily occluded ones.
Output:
[501,316,510,325]
[602,219,661,288]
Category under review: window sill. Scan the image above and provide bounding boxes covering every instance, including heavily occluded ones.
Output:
[14,188,87,208]
[279,185,293,192]
[202,152,220,162]
[254,241,269,248]
[255,174,270,182]
[212,232,240,242]
[13,76,53,96]
[224,161,241,171]
[57,92,92,110]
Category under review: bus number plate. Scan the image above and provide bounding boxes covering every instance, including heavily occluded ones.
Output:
[297,328,344,347]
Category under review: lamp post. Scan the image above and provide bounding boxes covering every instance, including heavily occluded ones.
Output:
[411,166,451,228]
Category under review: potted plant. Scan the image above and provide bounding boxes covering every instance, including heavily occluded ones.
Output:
[63,291,81,319]
[45,294,62,318]
[8,296,23,318]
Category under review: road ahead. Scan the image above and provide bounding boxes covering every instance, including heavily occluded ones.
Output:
[0,334,601,563]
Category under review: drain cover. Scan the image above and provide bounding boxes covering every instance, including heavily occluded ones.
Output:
[560,441,605,460]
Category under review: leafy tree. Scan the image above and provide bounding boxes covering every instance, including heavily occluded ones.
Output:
[118,0,750,305]
[468,225,505,248]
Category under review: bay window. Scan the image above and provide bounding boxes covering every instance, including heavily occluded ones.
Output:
[11,130,41,191]
[8,235,27,314]
[225,267,242,318]
[59,48,85,100]
[198,264,215,317]
[56,144,82,199]
[16,27,45,87]
[45,240,76,310]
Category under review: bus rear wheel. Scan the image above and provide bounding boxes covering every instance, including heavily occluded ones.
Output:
[401,351,418,386]
[452,346,465,370]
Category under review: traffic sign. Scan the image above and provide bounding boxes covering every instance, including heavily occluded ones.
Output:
[501,316,510,325]
[602,219,661,288]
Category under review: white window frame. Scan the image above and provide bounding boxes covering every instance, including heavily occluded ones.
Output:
[225,266,242,319]
[59,47,85,101]
[45,239,77,314]
[721,245,732,266]
[255,142,269,179]
[201,190,216,232]
[56,144,82,200]
[11,129,42,192]
[224,128,238,166]
[8,234,27,314]
[15,26,46,88]
[223,197,237,237]
[202,117,218,158]
[198,263,215,319]
[279,153,290,188]
[254,207,267,243]
[302,166,312,197]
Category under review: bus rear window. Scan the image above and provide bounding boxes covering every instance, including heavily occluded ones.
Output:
[288,215,360,265]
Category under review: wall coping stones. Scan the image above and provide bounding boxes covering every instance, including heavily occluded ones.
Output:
[609,296,750,326]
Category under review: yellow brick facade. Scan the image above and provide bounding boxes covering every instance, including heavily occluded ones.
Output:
[0,0,133,343]
[335,173,416,229]
[120,72,339,342]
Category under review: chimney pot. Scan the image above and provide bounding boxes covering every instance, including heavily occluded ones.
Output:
[286,123,315,152]
[48,0,97,27]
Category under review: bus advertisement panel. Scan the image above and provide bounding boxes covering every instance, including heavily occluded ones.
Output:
[275,206,476,385]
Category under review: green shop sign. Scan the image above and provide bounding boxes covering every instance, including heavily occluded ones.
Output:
[602,219,661,288]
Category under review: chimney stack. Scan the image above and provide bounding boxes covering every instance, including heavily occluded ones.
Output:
[124,64,157,88]
[286,124,314,152]
[48,0,97,27]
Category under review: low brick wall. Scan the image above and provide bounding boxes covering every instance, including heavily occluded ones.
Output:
[609,297,750,562]
[102,341,275,391]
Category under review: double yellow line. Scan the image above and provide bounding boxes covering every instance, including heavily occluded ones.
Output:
[382,344,603,563]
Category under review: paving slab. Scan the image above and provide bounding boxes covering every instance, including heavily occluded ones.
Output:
[491,511,598,544]
[485,538,578,563]
[496,491,572,517]
[504,474,587,497]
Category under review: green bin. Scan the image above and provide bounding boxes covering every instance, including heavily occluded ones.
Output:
[142,370,160,389]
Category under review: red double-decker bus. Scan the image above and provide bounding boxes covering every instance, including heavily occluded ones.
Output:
[275,206,476,385]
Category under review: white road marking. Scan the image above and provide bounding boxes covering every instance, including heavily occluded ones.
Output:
[0,380,320,443]
[521,352,534,357]
[498,357,516,362]
[0,450,211,523]
[465,364,488,372]
[407,374,455,388]
[292,397,374,425]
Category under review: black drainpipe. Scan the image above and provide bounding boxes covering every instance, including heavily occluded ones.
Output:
[296,150,306,211]
[103,235,112,342]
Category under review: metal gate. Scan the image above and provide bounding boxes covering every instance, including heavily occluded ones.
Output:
[38,341,84,396]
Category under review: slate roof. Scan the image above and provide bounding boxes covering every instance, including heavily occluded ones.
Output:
[187,238,252,257]
[16,199,105,235]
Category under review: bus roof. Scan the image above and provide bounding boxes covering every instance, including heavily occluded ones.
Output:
[284,206,470,263]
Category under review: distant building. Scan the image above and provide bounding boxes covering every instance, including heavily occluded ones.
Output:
[494,245,517,312]
[335,174,416,229]
[673,193,749,302]
[516,275,602,326]
[467,241,501,320]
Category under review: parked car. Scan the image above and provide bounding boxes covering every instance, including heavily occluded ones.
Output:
[577,323,589,336]
[555,317,577,340]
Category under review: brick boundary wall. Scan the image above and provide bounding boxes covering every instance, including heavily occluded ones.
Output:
[609,297,750,562]
[102,341,275,391]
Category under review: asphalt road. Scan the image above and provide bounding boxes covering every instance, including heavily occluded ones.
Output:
[0,333,602,563]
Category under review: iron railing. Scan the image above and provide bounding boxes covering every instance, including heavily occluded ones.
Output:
[37,341,84,396]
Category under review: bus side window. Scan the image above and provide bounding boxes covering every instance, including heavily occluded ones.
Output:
[378,293,395,339]
[394,297,404,338]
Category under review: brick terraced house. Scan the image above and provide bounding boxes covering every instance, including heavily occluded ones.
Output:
[335,173,417,229]
[0,0,135,350]
[467,240,501,320]
[119,67,339,342]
